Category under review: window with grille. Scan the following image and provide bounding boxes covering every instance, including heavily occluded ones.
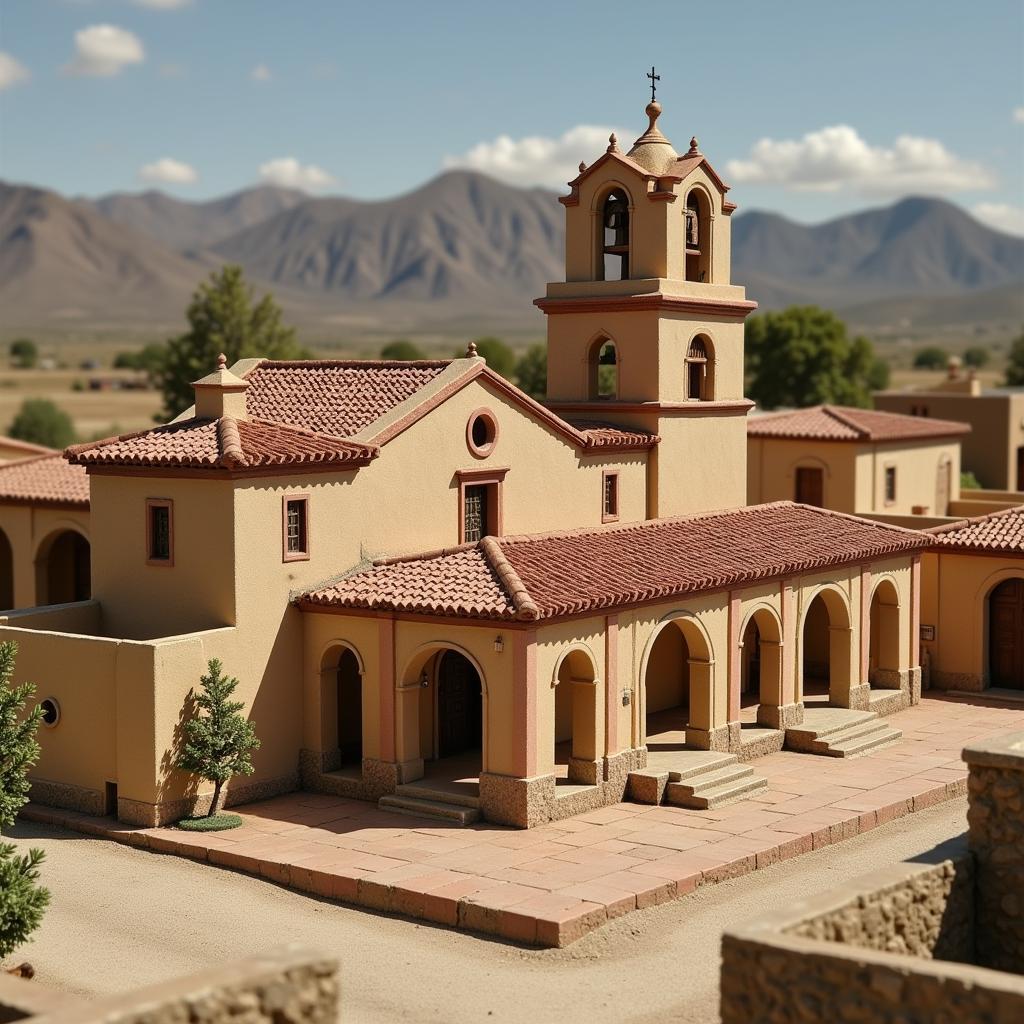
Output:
[885,467,897,505]
[283,496,309,560]
[463,485,488,543]
[146,499,173,565]
[685,336,711,401]
[603,472,619,522]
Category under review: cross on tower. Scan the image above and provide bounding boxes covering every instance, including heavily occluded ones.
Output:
[647,66,660,103]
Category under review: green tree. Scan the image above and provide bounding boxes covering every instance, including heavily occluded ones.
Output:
[962,345,990,369]
[8,339,37,370]
[380,339,425,361]
[913,346,947,370]
[7,399,75,449]
[744,306,885,410]
[463,337,516,378]
[1004,329,1024,386]
[159,265,308,420]
[176,660,260,816]
[114,343,166,385]
[0,641,50,963]
[514,344,547,399]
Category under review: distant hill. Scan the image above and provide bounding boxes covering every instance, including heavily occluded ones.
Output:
[1,174,1021,339]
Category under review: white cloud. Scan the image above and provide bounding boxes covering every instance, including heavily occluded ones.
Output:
[725,124,994,196]
[138,157,198,185]
[443,124,624,189]
[971,202,1024,237]
[258,157,335,190]
[64,25,144,77]
[1014,107,1024,124]
[130,0,193,9]
[250,63,272,82]
[0,52,30,91]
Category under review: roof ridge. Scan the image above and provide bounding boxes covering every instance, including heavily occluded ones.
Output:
[926,502,1024,536]
[255,359,455,370]
[480,536,539,621]
[217,416,246,467]
[789,501,931,537]
[0,451,66,471]
[246,417,379,455]
[371,541,480,568]
[823,406,870,438]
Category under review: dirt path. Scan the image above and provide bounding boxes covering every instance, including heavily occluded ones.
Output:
[8,798,967,1024]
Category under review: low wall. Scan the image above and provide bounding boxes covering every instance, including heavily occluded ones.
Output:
[0,945,337,1024]
[0,601,102,636]
[858,512,958,530]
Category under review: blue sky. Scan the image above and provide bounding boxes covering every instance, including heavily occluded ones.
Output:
[1,0,1022,231]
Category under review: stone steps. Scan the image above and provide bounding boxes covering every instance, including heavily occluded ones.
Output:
[867,688,909,717]
[378,793,481,826]
[626,750,737,805]
[786,710,902,758]
[664,759,768,810]
[393,782,480,809]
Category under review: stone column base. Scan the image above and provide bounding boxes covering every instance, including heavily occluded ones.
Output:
[847,683,871,710]
[757,701,804,730]
[479,771,556,828]
[568,757,602,786]
[908,666,922,705]
[361,758,401,800]
[603,748,646,803]
[726,721,743,753]
[686,724,733,752]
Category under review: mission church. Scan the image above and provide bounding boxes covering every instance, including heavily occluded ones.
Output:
[0,91,928,829]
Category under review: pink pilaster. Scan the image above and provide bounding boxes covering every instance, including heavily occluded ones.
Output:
[378,617,396,763]
[513,630,538,778]
[728,592,741,722]
[860,566,872,684]
[782,580,797,704]
[605,615,619,755]
[911,555,921,665]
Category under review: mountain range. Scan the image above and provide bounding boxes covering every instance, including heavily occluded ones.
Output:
[1,172,1021,341]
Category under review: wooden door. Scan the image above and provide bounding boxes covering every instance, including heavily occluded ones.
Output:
[1017,446,1024,491]
[437,652,483,758]
[795,467,824,507]
[337,649,363,766]
[989,579,1024,689]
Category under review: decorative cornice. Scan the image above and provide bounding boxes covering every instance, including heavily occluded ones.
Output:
[547,399,755,417]
[534,293,758,318]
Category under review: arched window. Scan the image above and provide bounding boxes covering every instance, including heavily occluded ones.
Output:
[685,190,712,282]
[598,190,630,281]
[588,338,618,399]
[685,336,713,401]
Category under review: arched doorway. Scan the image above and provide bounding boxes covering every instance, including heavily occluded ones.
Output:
[319,644,364,774]
[740,607,785,729]
[436,650,483,760]
[553,649,599,785]
[801,589,855,707]
[988,579,1024,689]
[0,529,13,610]
[643,617,714,750]
[868,579,901,690]
[36,530,90,605]
[588,337,618,399]
[685,188,712,282]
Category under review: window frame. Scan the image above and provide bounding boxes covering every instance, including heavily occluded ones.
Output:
[457,468,508,544]
[282,493,311,563]
[602,469,620,524]
[145,498,174,567]
[884,465,898,506]
[466,408,499,459]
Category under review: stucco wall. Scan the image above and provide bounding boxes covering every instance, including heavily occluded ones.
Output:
[747,438,858,511]
[0,503,90,610]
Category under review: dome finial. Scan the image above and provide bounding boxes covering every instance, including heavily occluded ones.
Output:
[467,341,478,358]
[688,136,700,155]
[217,352,227,371]
[607,133,620,153]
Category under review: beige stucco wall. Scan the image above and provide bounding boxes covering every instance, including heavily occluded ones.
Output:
[921,549,1024,691]
[855,439,962,516]
[747,439,858,511]
[0,503,90,609]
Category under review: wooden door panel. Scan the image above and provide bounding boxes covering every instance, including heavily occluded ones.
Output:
[989,579,1024,689]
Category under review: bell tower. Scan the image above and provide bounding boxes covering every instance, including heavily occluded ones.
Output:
[537,86,757,518]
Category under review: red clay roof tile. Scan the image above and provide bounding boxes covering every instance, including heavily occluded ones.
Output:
[301,502,928,621]
[927,505,1024,555]
[0,454,89,507]
[747,405,971,443]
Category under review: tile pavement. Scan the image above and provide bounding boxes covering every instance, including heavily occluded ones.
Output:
[21,695,1024,948]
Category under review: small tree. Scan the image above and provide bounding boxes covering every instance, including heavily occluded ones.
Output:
[380,339,425,361]
[913,346,947,370]
[1005,329,1024,387]
[0,641,50,963]
[176,659,260,818]
[463,337,516,378]
[7,399,75,450]
[514,343,547,400]
[9,339,37,370]
[962,345,990,369]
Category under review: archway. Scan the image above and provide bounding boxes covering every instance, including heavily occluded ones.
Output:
[643,617,714,750]
[739,607,785,729]
[868,579,901,690]
[436,650,484,762]
[801,589,855,707]
[685,188,712,283]
[553,648,599,786]
[588,337,618,399]
[988,578,1024,689]
[35,529,90,605]
[319,644,364,773]
[0,529,12,610]
[598,188,630,281]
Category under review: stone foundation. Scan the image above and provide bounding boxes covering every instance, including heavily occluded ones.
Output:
[757,701,804,730]
[603,748,644,802]
[847,682,871,710]
[567,756,601,786]
[931,670,984,692]
[361,758,402,799]
[686,724,732,752]
[479,771,555,828]
[28,777,105,817]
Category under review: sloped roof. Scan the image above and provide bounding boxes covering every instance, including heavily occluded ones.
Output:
[747,405,971,443]
[0,454,89,507]
[0,434,55,459]
[927,505,1024,555]
[66,417,376,472]
[300,502,928,622]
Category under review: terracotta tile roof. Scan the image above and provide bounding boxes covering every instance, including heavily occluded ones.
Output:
[747,405,971,443]
[565,420,659,450]
[0,454,89,507]
[927,505,1024,555]
[244,360,451,438]
[66,417,376,471]
[0,434,55,459]
[301,502,928,622]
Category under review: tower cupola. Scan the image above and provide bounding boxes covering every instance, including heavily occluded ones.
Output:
[627,101,679,175]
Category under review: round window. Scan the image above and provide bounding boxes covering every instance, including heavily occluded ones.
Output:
[466,409,498,457]
[40,697,60,728]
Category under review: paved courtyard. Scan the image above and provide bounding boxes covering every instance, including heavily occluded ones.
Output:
[24,694,1024,947]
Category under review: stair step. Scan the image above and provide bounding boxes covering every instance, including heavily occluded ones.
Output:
[666,773,768,810]
[675,763,754,796]
[813,719,890,748]
[666,752,738,782]
[787,711,877,744]
[823,727,903,758]
[378,794,481,825]
[395,783,480,809]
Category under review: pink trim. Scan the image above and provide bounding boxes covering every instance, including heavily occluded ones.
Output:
[281,493,310,562]
[513,630,538,777]
[911,556,921,666]
[860,567,872,683]
[466,407,499,459]
[378,618,395,763]
[601,469,620,524]
[728,592,741,723]
[781,580,796,704]
[145,498,174,567]
[605,615,618,754]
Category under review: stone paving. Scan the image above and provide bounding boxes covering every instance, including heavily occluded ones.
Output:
[22,695,1024,948]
